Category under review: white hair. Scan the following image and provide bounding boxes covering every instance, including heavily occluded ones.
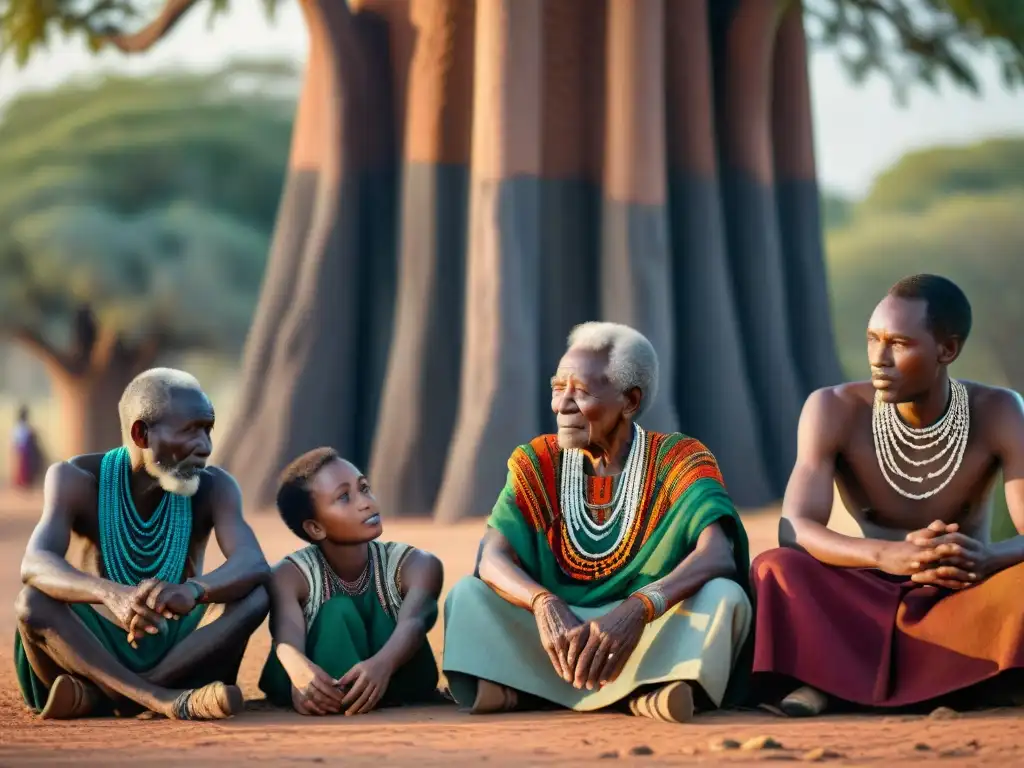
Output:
[566,322,659,418]
[118,367,204,446]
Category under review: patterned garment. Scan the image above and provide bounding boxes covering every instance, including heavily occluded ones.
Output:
[287,540,413,630]
[506,431,729,582]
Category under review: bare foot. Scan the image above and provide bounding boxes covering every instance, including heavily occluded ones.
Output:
[170,682,244,720]
[628,681,695,724]
[40,675,101,720]
[781,685,829,717]
[470,680,519,715]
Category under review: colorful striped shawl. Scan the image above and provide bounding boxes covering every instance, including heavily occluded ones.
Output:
[486,431,750,606]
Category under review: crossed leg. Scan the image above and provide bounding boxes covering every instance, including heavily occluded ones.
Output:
[16,585,269,719]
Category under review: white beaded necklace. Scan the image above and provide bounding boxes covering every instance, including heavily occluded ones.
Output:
[871,378,970,500]
[559,423,648,560]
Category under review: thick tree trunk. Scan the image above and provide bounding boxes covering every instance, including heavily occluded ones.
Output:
[773,0,842,393]
[49,363,142,458]
[431,0,545,523]
[14,309,159,459]
[215,0,398,509]
[599,0,678,434]
[712,0,806,495]
[368,0,476,518]
[222,0,839,516]
[665,0,775,506]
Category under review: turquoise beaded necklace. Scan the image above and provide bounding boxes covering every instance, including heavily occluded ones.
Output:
[98,447,193,586]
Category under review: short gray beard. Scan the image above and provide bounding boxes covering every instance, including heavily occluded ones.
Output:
[145,458,201,497]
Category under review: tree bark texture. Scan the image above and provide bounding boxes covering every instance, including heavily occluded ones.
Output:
[220,0,840,517]
[15,308,160,458]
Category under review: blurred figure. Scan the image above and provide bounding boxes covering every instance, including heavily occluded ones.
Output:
[11,405,42,490]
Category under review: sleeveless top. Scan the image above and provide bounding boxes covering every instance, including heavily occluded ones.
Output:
[286,540,413,630]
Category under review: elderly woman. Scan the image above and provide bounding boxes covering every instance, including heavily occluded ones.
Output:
[441,322,752,723]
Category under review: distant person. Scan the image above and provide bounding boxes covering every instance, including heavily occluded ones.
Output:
[259,448,443,715]
[752,274,1024,715]
[15,368,270,720]
[443,322,752,723]
[11,405,42,489]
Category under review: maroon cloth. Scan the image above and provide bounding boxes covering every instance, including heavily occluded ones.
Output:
[751,547,1024,707]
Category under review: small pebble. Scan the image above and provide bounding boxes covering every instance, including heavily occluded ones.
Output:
[914,743,932,751]
[629,745,655,756]
[598,751,619,759]
[742,736,784,751]
[967,739,980,748]
[929,706,960,720]
[710,738,742,751]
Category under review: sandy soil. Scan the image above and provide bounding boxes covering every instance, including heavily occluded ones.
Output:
[0,489,1020,767]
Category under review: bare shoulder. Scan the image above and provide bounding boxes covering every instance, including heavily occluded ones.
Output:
[966,381,1024,439]
[270,556,309,602]
[404,545,442,569]
[195,465,243,510]
[801,383,868,428]
[966,380,1024,416]
[398,546,444,593]
[46,456,101,510]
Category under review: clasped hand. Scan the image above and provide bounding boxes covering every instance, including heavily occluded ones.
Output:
[534,594,646,691]
[880,520,994,590]
[288,654,393,716]
[104,579,198,648]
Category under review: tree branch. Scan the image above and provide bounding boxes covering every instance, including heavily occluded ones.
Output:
[11,328,70,374]
[99,0,202,54]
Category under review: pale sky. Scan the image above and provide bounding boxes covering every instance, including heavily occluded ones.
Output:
[1,1,1021,197]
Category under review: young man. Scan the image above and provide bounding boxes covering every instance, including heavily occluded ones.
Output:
[16,368,270,720]
[751,274,1024,714]
[260,447,443,715]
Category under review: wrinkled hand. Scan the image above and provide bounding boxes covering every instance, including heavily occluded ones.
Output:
[338,655,394,715]
[909,531,993,589]
[533,593,588,683]
[103,584,167,648]
[572,598,646,691]
[138,579,198,617]
[126,580,198,647]
[287,656,345,716]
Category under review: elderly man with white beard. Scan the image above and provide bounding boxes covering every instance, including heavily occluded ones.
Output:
[14,368,270,720]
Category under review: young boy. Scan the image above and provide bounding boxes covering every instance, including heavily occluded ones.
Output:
[259,447,443,715]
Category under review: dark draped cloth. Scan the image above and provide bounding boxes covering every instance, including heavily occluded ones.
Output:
[750,547,1024,707]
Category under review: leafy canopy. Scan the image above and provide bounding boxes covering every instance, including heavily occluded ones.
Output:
[804,0,1024,98]
[0,61,296,354]
[3,0,1024,98]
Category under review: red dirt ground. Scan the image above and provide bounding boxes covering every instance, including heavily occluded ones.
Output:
[0,489,1019,766]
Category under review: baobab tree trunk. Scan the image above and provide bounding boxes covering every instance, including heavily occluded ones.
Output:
[222,0,839,514]
[773,0,841,394]
[368,0,475,519]
[665,0,776,504]
[13,308,159,458]
[214,0,399,507]
[712,0,807,494]
[431,0,546,523]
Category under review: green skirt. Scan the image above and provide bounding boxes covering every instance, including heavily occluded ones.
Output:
[14,602,209,714]
[259,591,439,709]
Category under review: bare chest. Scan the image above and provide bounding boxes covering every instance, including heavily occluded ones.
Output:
[72,499,214,581]
[835,412,1000,537]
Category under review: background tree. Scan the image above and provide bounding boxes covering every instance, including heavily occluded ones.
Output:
[0,63,293,457]
[4,0,1023,517]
